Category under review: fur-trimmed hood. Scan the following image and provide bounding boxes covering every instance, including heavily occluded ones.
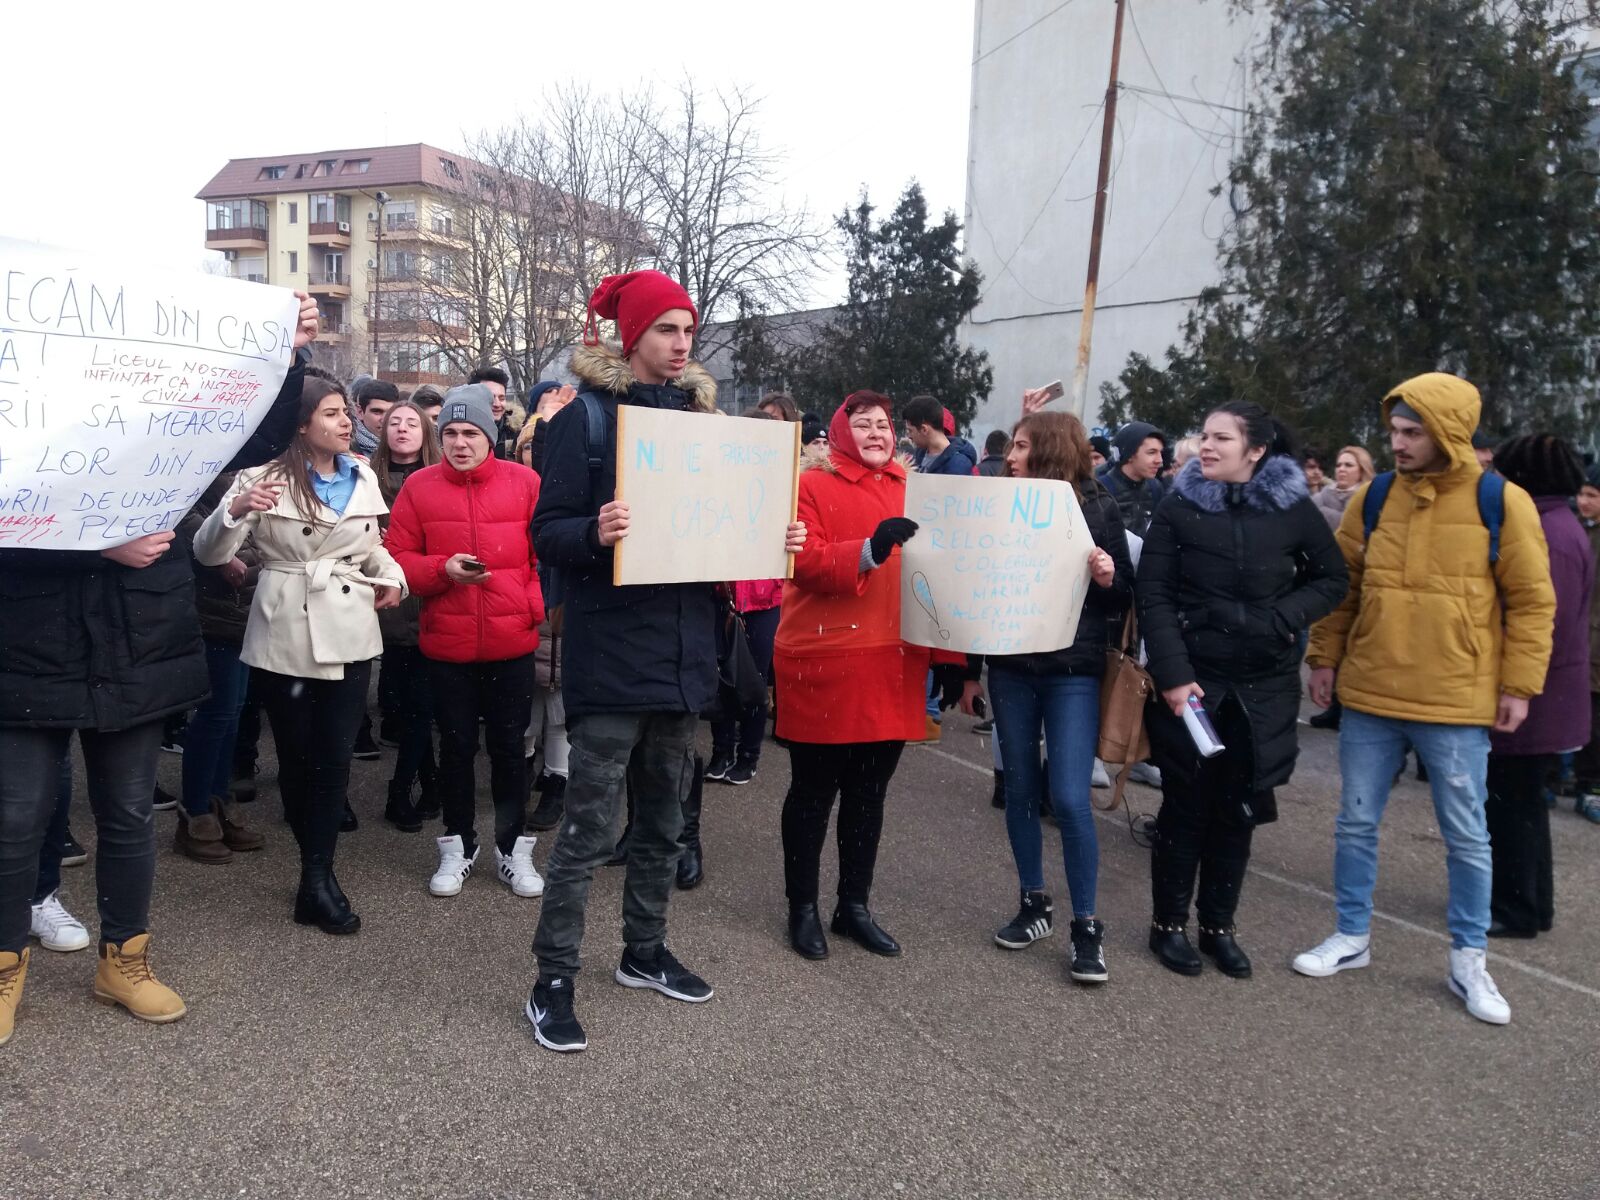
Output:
[1171,454,1307,513]
[570,342,717,413]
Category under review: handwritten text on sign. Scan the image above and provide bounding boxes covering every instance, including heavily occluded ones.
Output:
[0,237,299,549]
[899,474,1094,655]
[614,406,799,586]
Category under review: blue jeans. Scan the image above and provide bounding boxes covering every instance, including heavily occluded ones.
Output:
[181,640,251,817]
[1335,709,1492,949]
[989,667,1100,918]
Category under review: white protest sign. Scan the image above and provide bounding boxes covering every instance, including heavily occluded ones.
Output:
[899,473,1094,655]
[0,237,300,549]
[613,406,800,585]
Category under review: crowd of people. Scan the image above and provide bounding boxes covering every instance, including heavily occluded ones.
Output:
[1,267,1594,1055]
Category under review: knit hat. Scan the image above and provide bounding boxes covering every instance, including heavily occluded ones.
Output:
[801,412,826,446]
[583,270,699,355]
[941,407,956,436]
[1110,421,1164,465]
[1586,461,1600,491]
[1089,435,1111,460]
[528,380,562,409]
[438,384,497,444]
[1391,399,1423,424]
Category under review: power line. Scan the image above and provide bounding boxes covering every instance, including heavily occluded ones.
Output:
[971,0,1082,65]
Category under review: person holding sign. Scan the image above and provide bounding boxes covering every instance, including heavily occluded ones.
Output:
[774,391,952,963]
[1136,401,1346,979]
[195,377,406,937]
[956,411,1133,983]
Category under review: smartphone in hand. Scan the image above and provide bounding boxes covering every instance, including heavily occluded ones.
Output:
[1037,379,1065,405]
[460,558,487,573]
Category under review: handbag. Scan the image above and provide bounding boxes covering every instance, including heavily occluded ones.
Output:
[715,595,768,711]
[1096,609,1154,812]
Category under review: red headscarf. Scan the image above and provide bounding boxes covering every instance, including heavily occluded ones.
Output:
[828,391,902,474]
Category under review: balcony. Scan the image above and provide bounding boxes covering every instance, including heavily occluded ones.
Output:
[206,226,268,250]
[308,221,353,246]
[307,270,351,297]
[320,321,350,341]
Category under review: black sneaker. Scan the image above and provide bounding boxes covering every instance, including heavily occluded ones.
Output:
[159,737,184,755]
[152,785,179,812]
[704,754,734,783]
[59,827,87,868]
[615,945,714,1003]
[378,716,402,747]
[352,727,381,761]
[994,891,1054,950]
[1069,918,1108,984]
[527,774,566,831]
[725,761,755,786]
[526,977,587,1053]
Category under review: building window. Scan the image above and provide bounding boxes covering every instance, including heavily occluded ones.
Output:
[432,207,454,235]
[287,202,298,224]
[312,159,336,178]
[439,158,462,181]
[288,251,298,273]
[309,193,351,225]
[341,158,371,175]
[258,165,286,180]
[208,199,269,232]
[385,200,418,231]
[384,250,419,279]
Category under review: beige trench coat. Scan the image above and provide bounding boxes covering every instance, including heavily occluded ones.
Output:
[194,461,406,680]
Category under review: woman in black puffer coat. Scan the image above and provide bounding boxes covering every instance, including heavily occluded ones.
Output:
[1136,401,1347,979]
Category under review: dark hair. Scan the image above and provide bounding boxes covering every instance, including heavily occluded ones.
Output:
[469,366,510,389]
[1208,401,1295,472]
[372,400,442,502]
[410,384,445,410]
[902,394,943,430]
[355,379,400,409]
[1494,434,1585,498]
[984,429,1009,456]
[1302,447,1324,469]
[740,406,777,420]
[266,376,349,528]
[758,391,798,422]
[1009,411,1093,484]
[303,364,340,385]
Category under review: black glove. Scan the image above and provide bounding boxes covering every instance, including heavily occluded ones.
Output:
[932,663,966,711]
[869,517,919,564]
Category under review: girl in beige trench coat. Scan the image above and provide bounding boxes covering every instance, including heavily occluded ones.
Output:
[195,377,405,935]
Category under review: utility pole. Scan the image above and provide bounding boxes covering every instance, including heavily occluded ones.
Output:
[369,190,389,373]
[1070,0,1128,422]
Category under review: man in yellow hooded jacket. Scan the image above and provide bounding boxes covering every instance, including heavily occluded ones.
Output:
[1293,373,1554,1026]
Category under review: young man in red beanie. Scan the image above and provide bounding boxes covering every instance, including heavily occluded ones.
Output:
[525,269,804,1052]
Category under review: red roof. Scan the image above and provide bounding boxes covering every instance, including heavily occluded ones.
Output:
[196,143,478,200]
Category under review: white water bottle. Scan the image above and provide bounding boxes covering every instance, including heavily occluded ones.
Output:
[1182,693,1225,758]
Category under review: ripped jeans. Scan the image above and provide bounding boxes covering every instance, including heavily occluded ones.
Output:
[1333,708,1491,949]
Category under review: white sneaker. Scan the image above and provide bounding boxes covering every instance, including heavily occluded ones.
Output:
[30,891,91,953]
[428,835,479,897]
[495,835,544,898]
[1128,761,1162,788]
[1449,947,1510,1025]
[1090,759,1111,789]
[1292,932,1371,978]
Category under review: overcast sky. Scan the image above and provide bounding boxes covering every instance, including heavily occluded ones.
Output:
[1,0,974,310]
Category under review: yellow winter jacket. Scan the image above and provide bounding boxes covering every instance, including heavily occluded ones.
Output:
[1306,373,1554,726]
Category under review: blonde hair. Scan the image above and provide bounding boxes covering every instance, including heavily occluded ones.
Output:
[1173,435,1202,466]
[1336,444,1376,484]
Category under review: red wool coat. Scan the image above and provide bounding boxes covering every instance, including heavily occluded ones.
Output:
[775,450,934,744]
[385,455,545,663]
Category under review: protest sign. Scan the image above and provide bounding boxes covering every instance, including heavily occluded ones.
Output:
[613,406,799,585]
[0,237,300,549]
[899,473,1094,655]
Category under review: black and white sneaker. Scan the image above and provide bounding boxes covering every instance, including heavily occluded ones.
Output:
[994,891,1054,950]
[1069,918,1108,984]
[724,761,755,786]
[151,785,179,812]
[615,945,714,1003]
[526,977,587,1052]
[59,827,87,868]
[704,754,734,783]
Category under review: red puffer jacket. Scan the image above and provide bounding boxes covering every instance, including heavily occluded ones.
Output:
[385,455,545,663]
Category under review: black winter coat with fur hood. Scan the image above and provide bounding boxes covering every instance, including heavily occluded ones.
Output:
[1136,455,1347,794]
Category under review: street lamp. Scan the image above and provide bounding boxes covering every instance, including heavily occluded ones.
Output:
[368,189,390,372]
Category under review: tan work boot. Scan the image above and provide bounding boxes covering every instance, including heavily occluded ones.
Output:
[0,948,29,1047]
[93,934,187,1023]
[174,805,233,864]
[214,796,264,852]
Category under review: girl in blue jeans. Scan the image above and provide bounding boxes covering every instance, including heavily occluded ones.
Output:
[960,409,1132,984]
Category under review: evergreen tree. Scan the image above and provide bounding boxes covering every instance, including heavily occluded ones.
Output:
[790,183,992,430]
[1100,0,1600,447]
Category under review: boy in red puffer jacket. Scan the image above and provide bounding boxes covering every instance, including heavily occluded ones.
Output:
[386,384,546,902]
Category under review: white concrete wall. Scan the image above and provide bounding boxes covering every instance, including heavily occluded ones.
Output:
[962,0,1260,444]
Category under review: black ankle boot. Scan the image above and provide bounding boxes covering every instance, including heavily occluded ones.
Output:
[294,857,360,935]
[991,768,1006,809]
[1197,925,1252,978]
[831,901,901,957]
[1148,921,1202,975]
[676,756,705,890]
[383,781,423,833]
[788,902,829,959]
[340,800,359,832]
[528,773,565,832]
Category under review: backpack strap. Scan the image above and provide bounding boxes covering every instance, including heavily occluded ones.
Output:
[1477,471,1505,564]
[578,392,607,485]
[1361,471,1397,543]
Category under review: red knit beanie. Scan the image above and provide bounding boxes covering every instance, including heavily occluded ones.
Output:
[583,270,699,355]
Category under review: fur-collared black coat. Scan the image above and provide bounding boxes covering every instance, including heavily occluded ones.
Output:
[1136,455,1348,794]
[530,343,720,719]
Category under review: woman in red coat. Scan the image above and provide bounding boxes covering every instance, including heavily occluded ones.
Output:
[774,391,937,961]
[384,385,546,903]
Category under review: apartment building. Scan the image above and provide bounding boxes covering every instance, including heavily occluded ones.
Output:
[196,143,477,387]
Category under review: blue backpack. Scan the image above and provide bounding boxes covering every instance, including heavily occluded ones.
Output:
[1360,470,1506,563]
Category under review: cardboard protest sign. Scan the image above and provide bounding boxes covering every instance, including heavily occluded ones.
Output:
[613,406,800,585]
[0,238,300,549]
[899,473,1094,655]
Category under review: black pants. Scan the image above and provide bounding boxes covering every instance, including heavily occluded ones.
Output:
[781,740,905,906]
[1486,752,1555,934]
[0,721,162,952]
[257,663,371,865]
[384,644,436,797]
[428,654,535,855]
[1572,693,1600,793]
